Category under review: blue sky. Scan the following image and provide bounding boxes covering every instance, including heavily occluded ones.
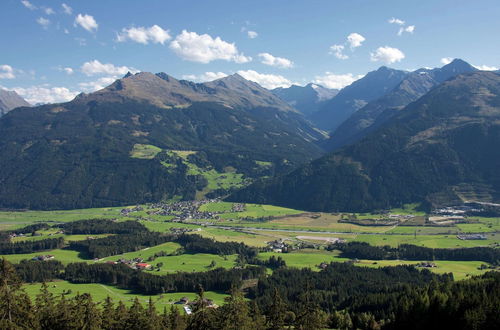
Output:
[1,0,499,104]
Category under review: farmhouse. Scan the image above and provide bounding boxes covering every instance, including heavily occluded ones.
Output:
[136,263,152,270]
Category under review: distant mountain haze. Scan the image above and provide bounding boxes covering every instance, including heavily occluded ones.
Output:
[271,83,338,116]
[325,59,478,151]
[0,88,30,116]
[309,66,408,132]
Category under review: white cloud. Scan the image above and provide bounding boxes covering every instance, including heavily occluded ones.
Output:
[398,25,415,36]
[474,64,499,71]
[182,72,228,82]
[258,53,293,69]
[117,25,171,44]
[21,0,36,10]
[13,85,78,104]
[44,7,55,15]
[74,14,98,33]
[236,70,292,89]
[81,60,136,76]
[169,30,251,64]
[0,65,15,79]
[79,77,117,92]
[62,3,72,15]
[329,44,348,60]
[313,72,363,89]
[247,30,258,39]
[370,46,405,64]
[440,57,453,65]
[388,17,405,25]
[347,33,365,49]
[58,67,74,75]
[37,17,50,29]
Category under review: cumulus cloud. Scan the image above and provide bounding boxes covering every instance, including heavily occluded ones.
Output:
[313,72,363,89]
[440,57,453,65]
[388,17,405,25]
[247,30,258,39]
[37,17,50,29]
[329,44,348,60]
[347,33,365,49]
[81,60,136,76]
[74,14,98,33]
[398,25,415,36]
[370,46,405,64]
[13,85,78,104]
[44,7,55,15]
[21,0,36,10]
[79,77,117,92]
[0,65,15,79]
[236,70,292,89]
[182,72,228,82]
[474,64,499,71]
[62,3,72,15]
[329,32,365,59]
[117,25,171,44]
[169,30,251,64]
[258,53,293,69]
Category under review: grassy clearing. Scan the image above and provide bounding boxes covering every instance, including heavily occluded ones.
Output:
[143,253,238,274]
[130,144,162,159]
[12,233,110,242]
[199,228,270,247]
[99,242,182,263]
[2,248,87,264]
[23,281,228,307]
[199,202,235,213]
[352,233,499,248]
[260,251,489,280]
[259,250,348,270]
[0,207,123,229]
[219,203,303,220]
[388,226,459,235]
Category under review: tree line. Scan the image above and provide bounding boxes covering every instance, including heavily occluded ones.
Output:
[58,219,148,235]
[0,237,64,255]
[1,258,499,330]
[329,241,500,264]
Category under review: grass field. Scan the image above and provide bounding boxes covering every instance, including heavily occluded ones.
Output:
[1,200,499,286]
[260,250,490,280]
[99,242,182,263]
[0,207,123,230]
[23,281,229,307]
[3,248,86,264]
[141,253,238,274]
[130,144,162,159]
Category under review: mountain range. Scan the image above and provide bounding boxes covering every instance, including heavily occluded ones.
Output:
[271,83,338,116]
[309,66,409,131]
[0,73,324,210]
[324,59,478,151]
[0,88,30,116]
[228,71,500,212]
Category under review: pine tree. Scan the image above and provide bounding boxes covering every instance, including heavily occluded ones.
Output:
[35,282,58,329]
[294,289,327,330]
[249,300,266,330]
[0,258,36,329]
[145,297,162,330]
[220,286,253,330]
[266,288,287,330]
[168,304,186,330]
[126,297,148,329]
[101,296,117,330]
